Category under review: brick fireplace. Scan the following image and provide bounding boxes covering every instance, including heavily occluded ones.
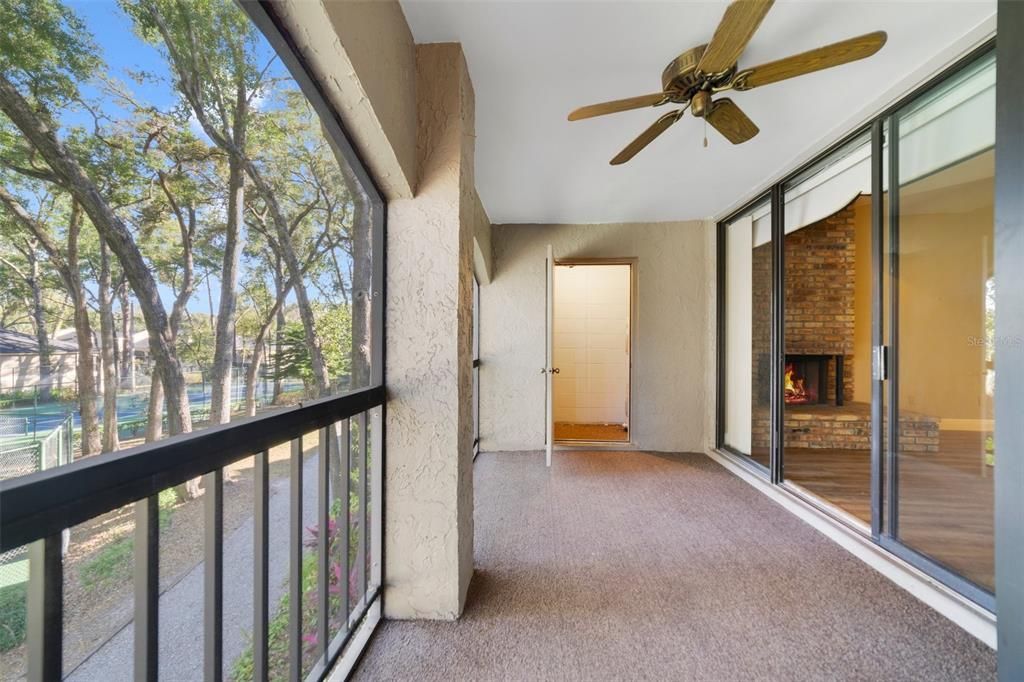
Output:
[749,198,939,453]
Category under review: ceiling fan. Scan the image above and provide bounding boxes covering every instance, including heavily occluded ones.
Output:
[567,0,887,165]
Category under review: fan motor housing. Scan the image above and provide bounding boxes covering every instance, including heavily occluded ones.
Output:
[661,44,736,101]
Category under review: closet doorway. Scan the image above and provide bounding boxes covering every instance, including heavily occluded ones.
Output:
[552,261,632,443]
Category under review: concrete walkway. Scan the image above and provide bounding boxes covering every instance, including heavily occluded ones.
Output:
[69,454,319,681]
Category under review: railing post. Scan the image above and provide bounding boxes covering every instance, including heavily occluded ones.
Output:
[253,450,269,681]
[370,407,383,590]
[317,427,330,666]
[134,496,159,681]
[357,411,368,604]
[340,419,351,624]
[204,470,224,682]
[289,435,303,682]
[26,534,62,681]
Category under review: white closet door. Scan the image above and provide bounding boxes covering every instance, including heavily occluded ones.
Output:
[545,244,554,467]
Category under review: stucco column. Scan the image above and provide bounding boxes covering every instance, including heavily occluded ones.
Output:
[385,43,476,619]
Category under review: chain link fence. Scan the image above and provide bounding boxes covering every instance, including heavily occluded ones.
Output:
[0,413,74,585]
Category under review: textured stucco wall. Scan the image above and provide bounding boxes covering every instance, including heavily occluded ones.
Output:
[472,189,494,284]
[386,43,475,619]
[275,0,416,199]
[481,221,709,453]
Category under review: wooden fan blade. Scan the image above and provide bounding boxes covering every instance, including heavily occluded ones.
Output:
[705,98,759,144]
[610,110,683,165]
[568,93,669,121]
[697,0,775,76]
[740,31,887,89]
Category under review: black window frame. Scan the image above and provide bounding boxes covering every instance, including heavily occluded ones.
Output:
[0,2,390,679]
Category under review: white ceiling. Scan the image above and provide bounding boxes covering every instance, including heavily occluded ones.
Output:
[400,1,996,225]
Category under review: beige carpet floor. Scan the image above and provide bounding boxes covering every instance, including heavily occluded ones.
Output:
[353,450,996,681]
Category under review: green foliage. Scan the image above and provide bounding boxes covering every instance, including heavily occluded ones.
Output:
[0,582,27,652]
[121,0,263,137]
[0,389,35,403]
[178,313,216,374]
[0,0,100,105]
[274,305,353,388]
[51,387,78,403]
[231,509,363,681]
[1,0,369,443]
[230,555,312,682]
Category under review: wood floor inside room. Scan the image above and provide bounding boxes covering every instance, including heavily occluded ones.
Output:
[553,422,628,442]
[741,430,994,591]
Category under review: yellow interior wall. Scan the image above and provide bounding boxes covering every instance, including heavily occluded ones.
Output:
[851,174,994,423]
[852,196,873,405]
[899,189,993,423]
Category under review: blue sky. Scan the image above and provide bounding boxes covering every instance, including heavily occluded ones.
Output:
[69,1,177,110]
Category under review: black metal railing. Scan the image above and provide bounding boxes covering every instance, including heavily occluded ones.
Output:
[0,384,385,681]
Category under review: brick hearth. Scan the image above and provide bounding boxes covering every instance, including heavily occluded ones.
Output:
[752,402,941,453]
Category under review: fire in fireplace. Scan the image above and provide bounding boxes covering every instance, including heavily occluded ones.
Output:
[784,354,844,406]
[785,362,811,404]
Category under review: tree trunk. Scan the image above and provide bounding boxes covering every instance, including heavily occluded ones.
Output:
[72,301,101,457]
[272,260,285,403]
[244,344,261,418]
[0,191,99,455]
[209,155,244,425]
[120,285,136,392]
[0,73,192,437]
[336,153,374,390]
[27,250,54,401]
[98,242,120,453]
[145,373,163,443]
[350,206,373,390]
[67,205,101,457]
[244,288,289,416]
[240,160,329,397]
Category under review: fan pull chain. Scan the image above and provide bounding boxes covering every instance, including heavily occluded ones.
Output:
[703,117,708,148]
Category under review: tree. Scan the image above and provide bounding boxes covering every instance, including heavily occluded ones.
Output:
[0,184,103,455]
[129,0,332,398]
[0,217,56,400]
[0,0,193,440]
[118,281,136,391]
[97,240,120,451]
[124,0,265,422]
[131,115,218,441]
[274,304,352,394]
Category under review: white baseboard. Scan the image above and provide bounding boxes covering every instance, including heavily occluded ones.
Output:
[705,447,997,649]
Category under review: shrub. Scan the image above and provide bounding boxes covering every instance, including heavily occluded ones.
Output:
[231,511,362,679]
[51,387,78,403]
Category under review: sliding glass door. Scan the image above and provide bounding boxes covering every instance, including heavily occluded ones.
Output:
[780,131,874,527]
[717,44,996,609]
[720,197,772,471]
[883,51,996,602]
